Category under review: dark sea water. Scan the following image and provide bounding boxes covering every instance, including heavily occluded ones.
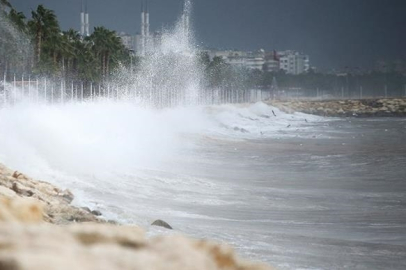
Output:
[193,118,406,269]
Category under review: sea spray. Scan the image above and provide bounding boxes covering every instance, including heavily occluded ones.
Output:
[120,0,203,107]
[0,8,32,77]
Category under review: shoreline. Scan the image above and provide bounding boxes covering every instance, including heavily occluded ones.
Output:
[268,98,406,117]
[0,163,275,270]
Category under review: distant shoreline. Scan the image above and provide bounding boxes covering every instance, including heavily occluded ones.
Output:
[269,98,406,117]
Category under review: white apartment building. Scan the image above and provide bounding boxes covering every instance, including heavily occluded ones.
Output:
[278,50,309,75]
[264,59,280,72]
[245,57,265,70]
[207,50,265,70]
[205,49,310,74]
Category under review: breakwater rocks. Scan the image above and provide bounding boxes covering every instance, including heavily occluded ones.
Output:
[0,164,100,224]
[270,98,406,117]
[0,163,275,270]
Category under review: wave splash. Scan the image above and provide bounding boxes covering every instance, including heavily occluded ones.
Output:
[0,101,319,178]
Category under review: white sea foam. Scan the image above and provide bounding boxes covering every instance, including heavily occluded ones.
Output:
[0,101,321,178]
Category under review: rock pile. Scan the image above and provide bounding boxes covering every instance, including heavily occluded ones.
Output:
[0,163,100,224]
[270,98,406,117]
[0,163,276,270]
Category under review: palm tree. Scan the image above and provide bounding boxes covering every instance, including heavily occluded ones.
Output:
[90,27,124,77]
[28,5,60,65]
[8,8,26,33]
[62,29,80,77]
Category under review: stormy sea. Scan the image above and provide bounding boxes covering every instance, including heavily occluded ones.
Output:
[1,0,406,268]
[0,101,405,270]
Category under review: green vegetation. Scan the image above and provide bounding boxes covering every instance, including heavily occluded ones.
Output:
[0,2,131,82]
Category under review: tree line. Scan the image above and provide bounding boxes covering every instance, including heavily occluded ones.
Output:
[0,0,131,82]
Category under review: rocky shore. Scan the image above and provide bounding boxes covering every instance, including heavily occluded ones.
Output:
[269,98,406,117]
[0,163,275,270]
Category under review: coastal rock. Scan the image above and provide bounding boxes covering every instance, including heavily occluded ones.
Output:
[151,219,173,229]
[91,210,102,216]
[67,223,145,247]
[0,197,43,223]
[0,163,276,270]
[0,222,275,270]
[0,163,101,225]
[269,98,406,117]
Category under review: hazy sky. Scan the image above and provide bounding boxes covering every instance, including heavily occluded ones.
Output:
[9,0,406,70]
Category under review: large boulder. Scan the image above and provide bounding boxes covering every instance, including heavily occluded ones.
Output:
[151,219,173,229]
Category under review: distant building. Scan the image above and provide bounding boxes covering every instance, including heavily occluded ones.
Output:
[205,49,310,74]
[264,51,280,72]
[206,50,246,68]
[278,50,309,75]
[207,50,235,60]
[207,50,266,71]
[245,50,266,70]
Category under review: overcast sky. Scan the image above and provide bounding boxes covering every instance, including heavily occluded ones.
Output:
[9,0,406,70]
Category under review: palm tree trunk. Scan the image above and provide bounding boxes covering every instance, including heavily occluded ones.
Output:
[101,54,106,77]
[106,51,110,77]
[36,28,42,64]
